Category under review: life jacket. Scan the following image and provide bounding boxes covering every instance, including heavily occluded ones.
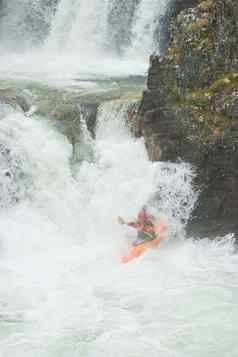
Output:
[135,210,156,237]
[138,209,148,221]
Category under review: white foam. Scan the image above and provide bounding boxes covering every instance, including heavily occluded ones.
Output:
[0,102,237,356]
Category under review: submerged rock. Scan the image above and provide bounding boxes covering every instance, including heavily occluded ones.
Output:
[0,143,30,208]
[137,0,238,237]
[0,78,144,166]
[0,88,30,114]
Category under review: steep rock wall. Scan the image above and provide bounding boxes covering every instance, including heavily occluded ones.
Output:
[136,0,238,237]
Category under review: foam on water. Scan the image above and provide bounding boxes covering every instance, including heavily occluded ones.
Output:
[0,51,149,85]
[0,102,238,356]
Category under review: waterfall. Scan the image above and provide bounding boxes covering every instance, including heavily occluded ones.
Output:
[0,0,57,51]
[46,0,168,58]
[95,99,197,237]
[0,0,171,79]
[45,0,106,54]
[0,0,169,58]
[127,0,168,58]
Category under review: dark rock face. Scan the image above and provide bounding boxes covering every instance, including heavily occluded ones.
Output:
[189,131,238,236]
[224,93,238,119]
[159,0,200,54]
[136,0,238,237]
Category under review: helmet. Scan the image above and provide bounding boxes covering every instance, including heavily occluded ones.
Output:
[138,206,148,221]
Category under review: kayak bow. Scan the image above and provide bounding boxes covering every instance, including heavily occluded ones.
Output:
[121,220,167,264]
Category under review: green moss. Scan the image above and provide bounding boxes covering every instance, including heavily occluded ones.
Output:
[184,72,238,106]
[198,0,214,11]
[209,73,238,94]
[184,23,194,33]
[184,17,210,35]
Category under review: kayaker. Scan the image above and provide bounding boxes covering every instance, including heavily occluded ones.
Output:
[118,206,157,246]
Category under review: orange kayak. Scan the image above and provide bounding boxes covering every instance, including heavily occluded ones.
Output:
[121,221,167,264]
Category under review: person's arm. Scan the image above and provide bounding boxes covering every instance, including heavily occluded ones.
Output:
[118,217,137,228]
[127,221,137,228]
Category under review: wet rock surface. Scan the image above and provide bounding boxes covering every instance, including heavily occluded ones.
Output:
[0,78,143,167]
[159,0,200,54]
[137,0,238,237]
[0,143,30,208]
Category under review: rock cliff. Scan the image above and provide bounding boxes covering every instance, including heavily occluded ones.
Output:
[136,0,238,237]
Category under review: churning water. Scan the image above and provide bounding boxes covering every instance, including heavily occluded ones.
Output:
[0,0,238,355]
[0,102,238,357]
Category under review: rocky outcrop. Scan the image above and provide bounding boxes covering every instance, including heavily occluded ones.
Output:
[0,77,143,166]
[136,0,238,237]
[159,0,200,53]
[0,88,30,113]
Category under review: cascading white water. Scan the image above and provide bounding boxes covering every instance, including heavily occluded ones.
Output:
[0,0,170,81]
[0,100,238,357]
[0,0,56,51]
[46,0,168,59]
[46,0,107,55]
[126,0,168,59]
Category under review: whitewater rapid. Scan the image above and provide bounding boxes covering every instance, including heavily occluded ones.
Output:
[0,102,238,357]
